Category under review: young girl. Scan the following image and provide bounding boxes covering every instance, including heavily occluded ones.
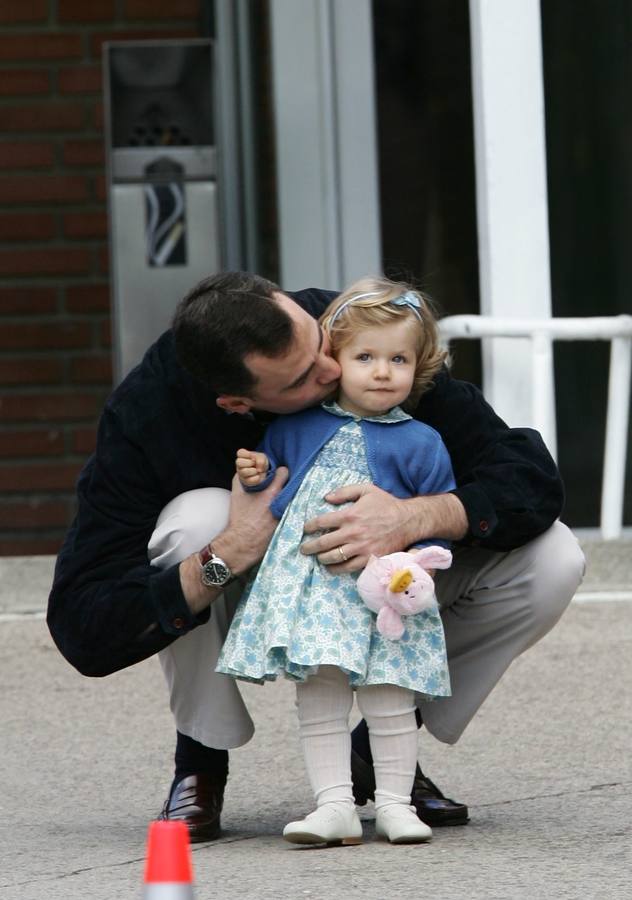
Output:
[216,276,455,846]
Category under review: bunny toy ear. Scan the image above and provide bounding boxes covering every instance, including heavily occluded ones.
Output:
[411,546,453,571]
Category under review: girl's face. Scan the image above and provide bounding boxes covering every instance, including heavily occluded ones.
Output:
[335,319,418,417]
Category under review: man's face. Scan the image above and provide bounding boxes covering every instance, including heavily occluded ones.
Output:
[240,293,342,414]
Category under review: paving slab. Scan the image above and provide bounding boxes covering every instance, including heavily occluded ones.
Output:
[1,541,630,899]
[574,536,632,592]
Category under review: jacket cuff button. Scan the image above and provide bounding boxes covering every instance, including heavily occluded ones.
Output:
[479,520,489,533]
[172,616,185,629]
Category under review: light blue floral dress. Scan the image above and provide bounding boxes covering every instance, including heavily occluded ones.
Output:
[216,402,451,699]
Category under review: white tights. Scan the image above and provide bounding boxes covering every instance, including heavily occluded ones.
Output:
[296,665,417,810]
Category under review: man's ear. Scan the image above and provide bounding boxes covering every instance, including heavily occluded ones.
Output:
[216,395,253,415]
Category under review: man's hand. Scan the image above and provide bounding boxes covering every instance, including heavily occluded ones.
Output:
[235,447,270,487]
[301,484,468,573]
[180,467,288,614]
[221,467,287,569]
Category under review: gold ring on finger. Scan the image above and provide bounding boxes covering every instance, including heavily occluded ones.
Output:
[337,546,348,562]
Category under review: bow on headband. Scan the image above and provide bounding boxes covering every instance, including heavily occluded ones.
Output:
[329,289,423,325]
[390,291,423,321]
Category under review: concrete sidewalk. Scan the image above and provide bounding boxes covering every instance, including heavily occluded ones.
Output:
[1,541,630,900]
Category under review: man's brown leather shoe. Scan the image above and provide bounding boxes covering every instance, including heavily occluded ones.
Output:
[158,773,225,842]
[351,750,469,827]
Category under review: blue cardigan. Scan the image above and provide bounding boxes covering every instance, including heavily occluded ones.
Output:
[249,405,456,530]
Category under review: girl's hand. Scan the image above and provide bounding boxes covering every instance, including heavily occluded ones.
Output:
[236,448,270,486]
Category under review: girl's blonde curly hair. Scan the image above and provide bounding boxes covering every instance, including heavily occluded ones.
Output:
[320,275,447,408]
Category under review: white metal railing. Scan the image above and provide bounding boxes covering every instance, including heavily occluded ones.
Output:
[439,314,632,540]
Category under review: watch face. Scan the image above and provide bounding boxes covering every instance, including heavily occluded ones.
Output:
[202,559,231,586]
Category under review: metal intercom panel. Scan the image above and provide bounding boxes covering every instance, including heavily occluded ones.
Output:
[104,40,221,381]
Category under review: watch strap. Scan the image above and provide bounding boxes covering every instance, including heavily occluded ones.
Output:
[199,543,215,567]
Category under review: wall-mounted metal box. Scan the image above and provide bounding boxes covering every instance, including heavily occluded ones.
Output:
[104,39,221,381]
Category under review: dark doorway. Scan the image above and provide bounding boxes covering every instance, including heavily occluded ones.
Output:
[372,0,631,527]
[372,0,480,385]
[542,0,632,526]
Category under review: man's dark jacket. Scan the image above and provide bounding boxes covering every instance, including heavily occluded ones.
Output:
[47,288,564,678]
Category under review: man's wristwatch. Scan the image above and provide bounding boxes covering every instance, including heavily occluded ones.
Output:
[199,543,235,589]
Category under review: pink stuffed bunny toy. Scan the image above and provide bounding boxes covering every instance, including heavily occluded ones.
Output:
[356,546,453,641]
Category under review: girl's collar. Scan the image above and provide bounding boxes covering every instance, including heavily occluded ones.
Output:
[321,399,411,423]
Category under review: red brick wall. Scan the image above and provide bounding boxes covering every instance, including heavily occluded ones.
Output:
[0,1,204,555]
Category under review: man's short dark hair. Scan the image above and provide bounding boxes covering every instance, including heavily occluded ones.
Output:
[172,271,294,395]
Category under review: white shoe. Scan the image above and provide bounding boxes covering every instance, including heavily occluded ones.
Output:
[375,804,433,844]
[283,802,363,846]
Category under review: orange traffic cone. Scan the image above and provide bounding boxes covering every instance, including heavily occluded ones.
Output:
[143,820,195,899]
